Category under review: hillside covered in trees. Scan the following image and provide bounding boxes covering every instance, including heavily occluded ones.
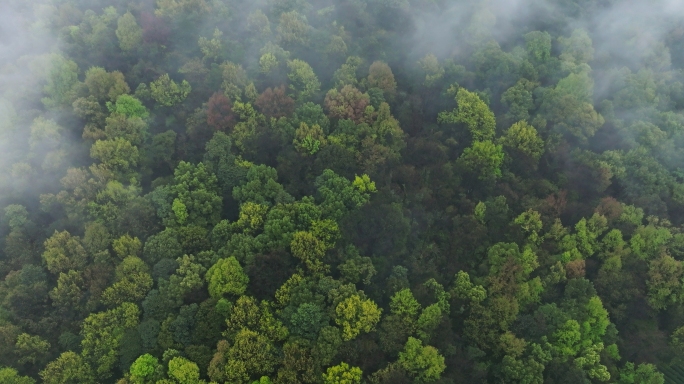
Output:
[3,0,684,382]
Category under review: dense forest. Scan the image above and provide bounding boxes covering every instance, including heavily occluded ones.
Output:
[3,0,684,382]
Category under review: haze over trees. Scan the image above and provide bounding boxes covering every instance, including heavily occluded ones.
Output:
[2,0,684,383]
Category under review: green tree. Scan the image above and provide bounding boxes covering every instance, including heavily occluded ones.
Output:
[167,356,202,384]
[439,88,496,141]
[42,55,80,109]
[116,12,143,52]
[205,257,249,298]
[458,140,505,180]
[81,302,140,380]
[501,121,544,161]
[42,231,88,274]
[322,362,362,384]
[618,362,664,384]
[150,74,191,107]
[646,254,684,310]
[107,94,148,119]
[335,294,382,341]
[398,337,446,383]
[390,288,421,326]
[100,256,153,306]
[15,333,50,366]
[171,161,222,227]
[40,351,95,384]
[129,353,161,383]
[84,67,130,102]
[0,367,35,384]
[224,328,278,383]
[277,11,310,47]
[367,61,397,95]
[90,138,140,178]
[287,59,321,102]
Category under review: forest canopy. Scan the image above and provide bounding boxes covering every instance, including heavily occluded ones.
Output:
[2,0,684,383]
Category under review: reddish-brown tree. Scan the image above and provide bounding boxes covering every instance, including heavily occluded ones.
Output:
[140,12,170,45]
[254,85,295,119]
[206,92,235,131]
[324,85,370,123]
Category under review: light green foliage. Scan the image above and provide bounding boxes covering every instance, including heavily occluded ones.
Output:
[0,367,35,384]
[4,204,29,230]
[42,54,80,109]
[352,174,376,193]
[130,353,160,383]
[525,31,552,63]
[573,213,608,257]
[107,94,148,119]
[552,319,581,357]
[618,362,664,384]
[206,257,249,298]
[116,12,143,52]
[42,230,88,274]
[150,74,191,107]
[293,122,326,155]
[84,67,130,102]
[315,169,374,220]
[574,343,610,382]
[458,140,505,180]
[501,121,544,161]
[277,11,310,46]
[221,61,248,100]
[322,362,362,384]
[333,56,363,88]
[167,356,202,383]
[15,333,50,365]
[90,138,140,176]
[171,161,222,227]
[513,209,543,245]
[559,29,594,66]
[439,88,496,141]
[416,304,442,341]
[113,235,142,259]
[453,271,487,303]
[40,351,94,384]
[287,59,321,102]
[101,256,153,306]
[390,288,421,321]
[81,302,140,380]
[646,254,683,310]
[630,224,672,260]
[198,28,223,62]
[335,294,382,341]
[259,53,279,73]
[418,54,444,86]
[291,231,328,273]
[398,337,446,383]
